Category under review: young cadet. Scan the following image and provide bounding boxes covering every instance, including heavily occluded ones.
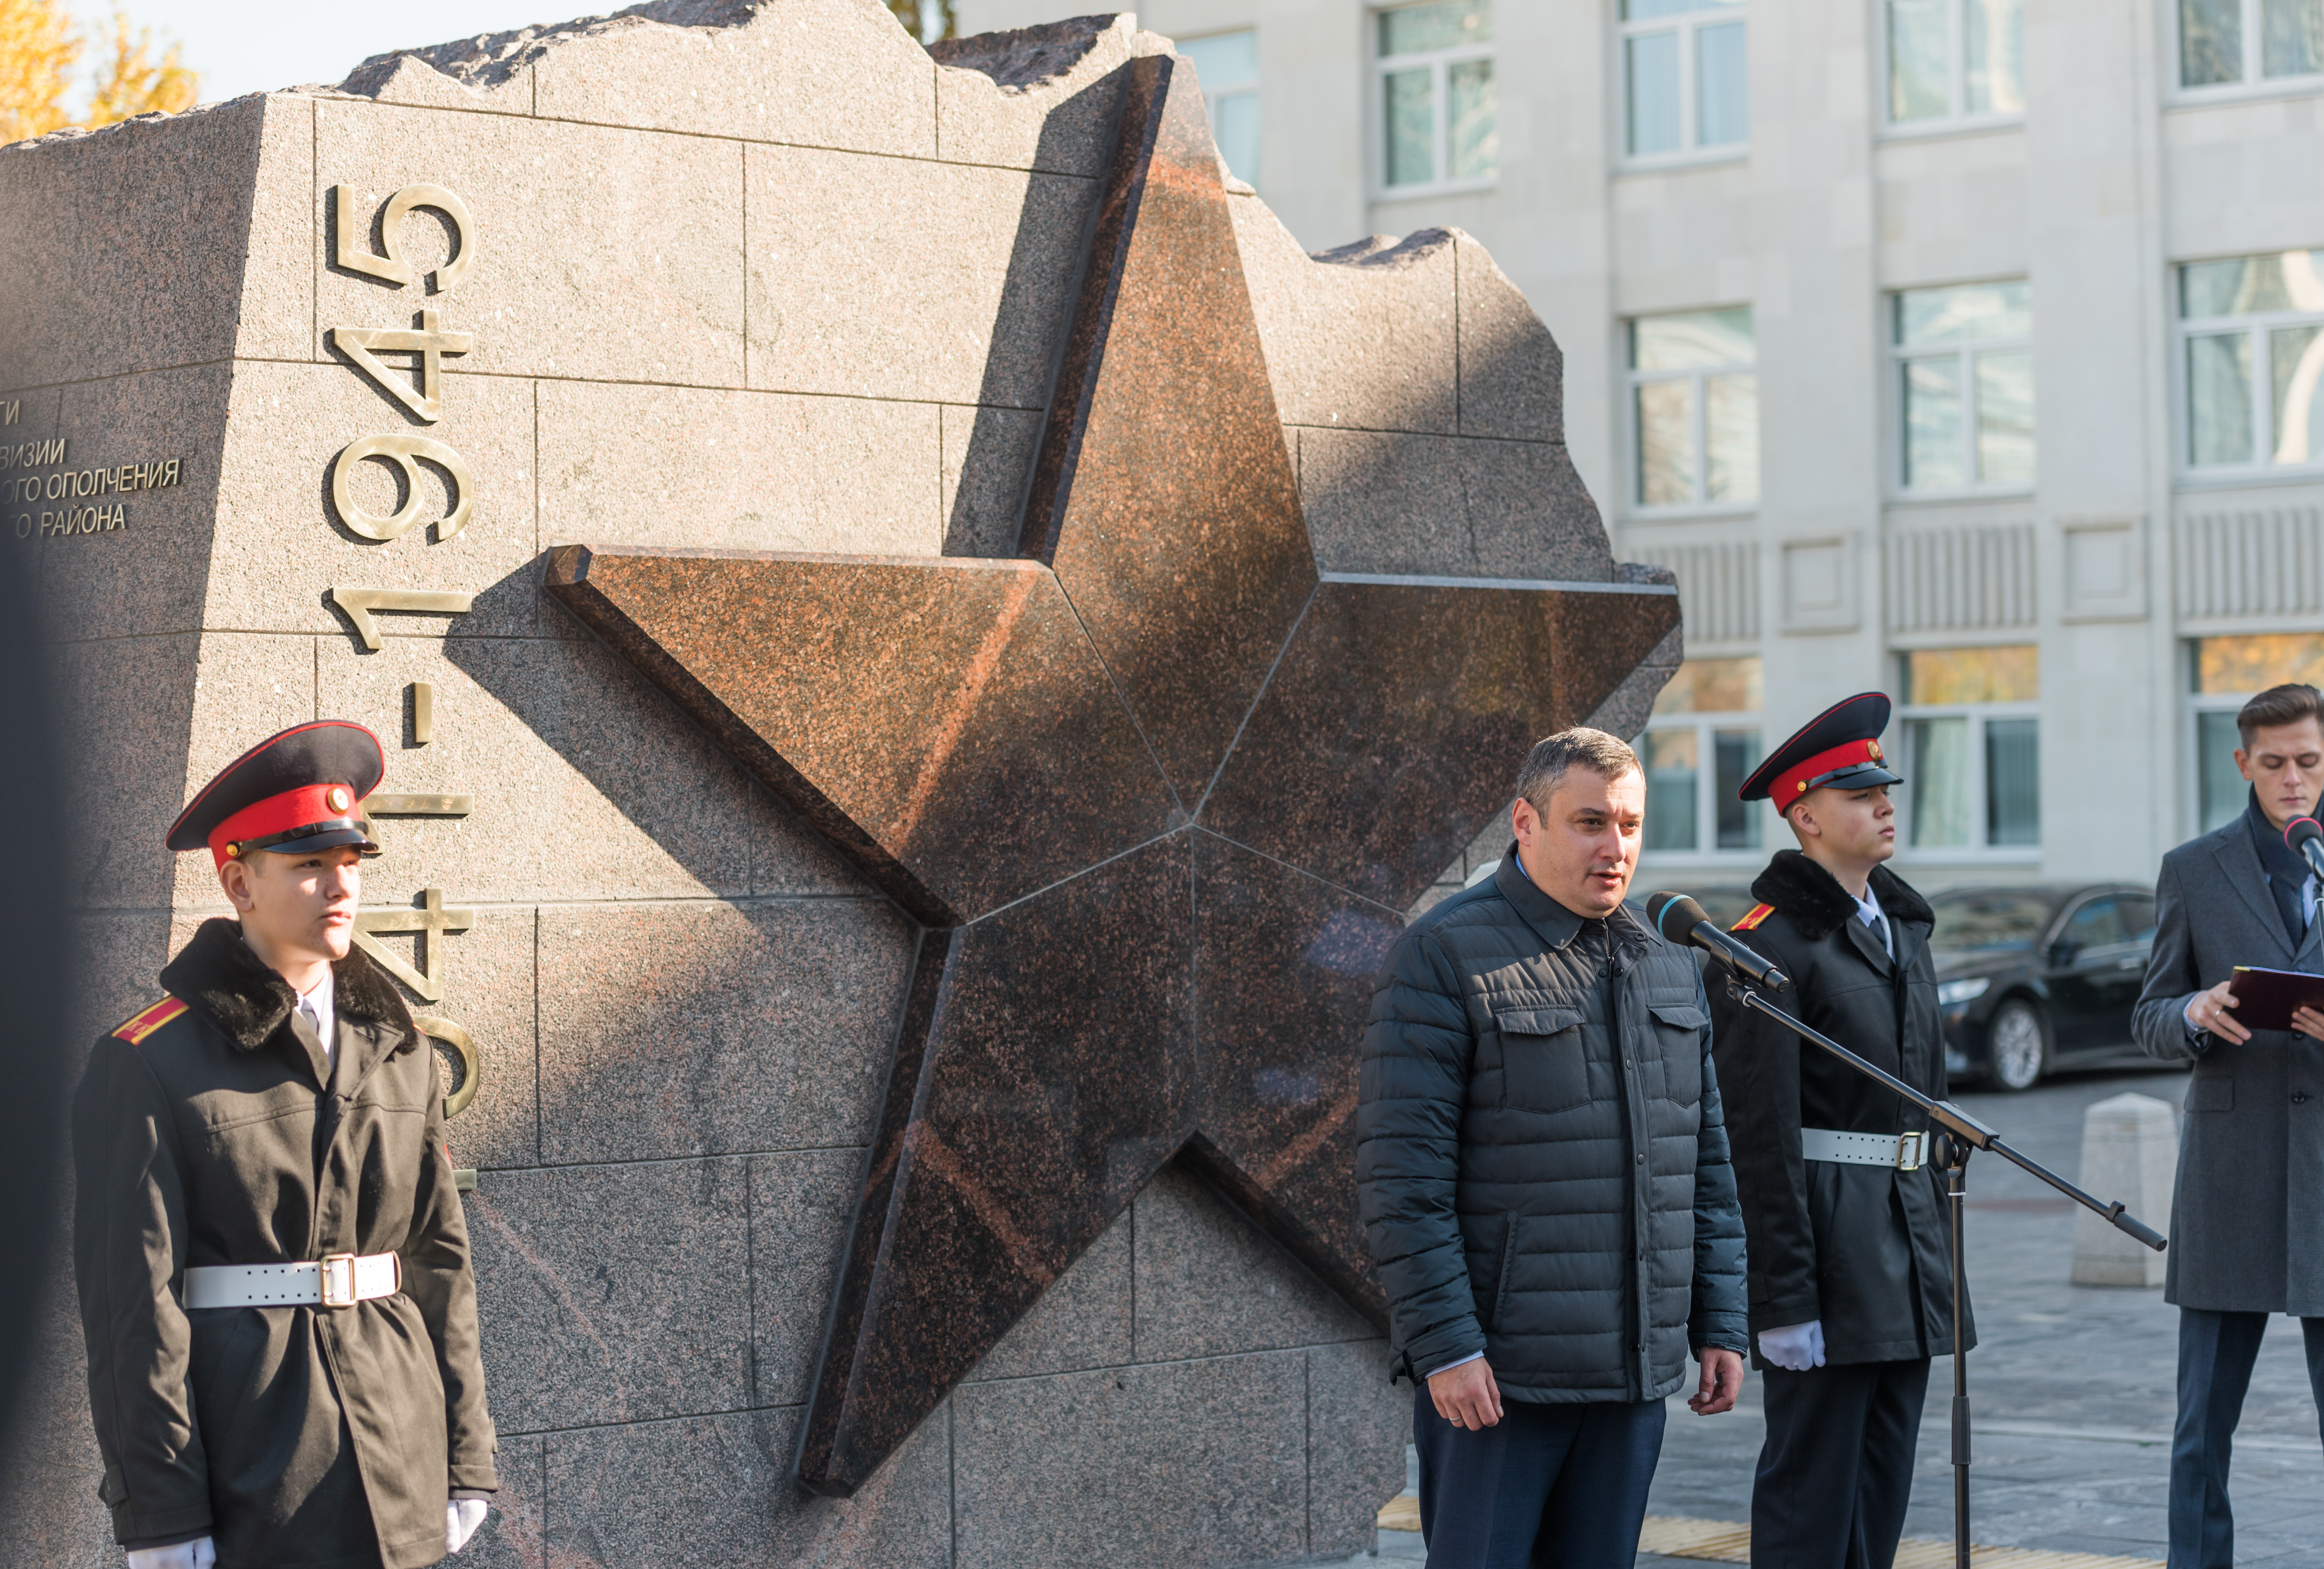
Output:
[73,722,496,1569]
[1705,693,1970,1569]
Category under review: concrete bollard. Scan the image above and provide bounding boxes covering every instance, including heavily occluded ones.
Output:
[2071,1091,2177,1287]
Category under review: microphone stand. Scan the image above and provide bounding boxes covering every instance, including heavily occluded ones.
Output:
[1729,986,2166,1569]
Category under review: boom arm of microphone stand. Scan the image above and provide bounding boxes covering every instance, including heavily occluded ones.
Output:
[1734,988,2166,1253]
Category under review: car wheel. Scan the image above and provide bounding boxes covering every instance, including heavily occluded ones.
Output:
[1986,999,2049,1092]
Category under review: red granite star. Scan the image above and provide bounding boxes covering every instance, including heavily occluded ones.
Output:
[548,55,1677,1495]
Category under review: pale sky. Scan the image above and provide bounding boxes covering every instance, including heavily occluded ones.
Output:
[66,2,584,109]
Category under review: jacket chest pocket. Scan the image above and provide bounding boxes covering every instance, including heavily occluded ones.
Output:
[1648,1002,1707,1107]
[1496,1006,1591,1114]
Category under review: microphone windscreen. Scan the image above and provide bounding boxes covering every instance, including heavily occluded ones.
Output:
[1644,891,1710,940]
[2290,818,2324,850]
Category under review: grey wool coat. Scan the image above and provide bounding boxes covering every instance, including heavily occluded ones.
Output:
[2134,816,2324,1313]
[73,919,496,1568]
[1354,851,1749,1402]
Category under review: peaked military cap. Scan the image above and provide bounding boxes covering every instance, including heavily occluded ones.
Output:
[1738,691,1902,810]
[166,721,384,868]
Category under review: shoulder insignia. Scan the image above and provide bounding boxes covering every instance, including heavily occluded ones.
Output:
[1732,904,1776,932]
[112,996,187,1045]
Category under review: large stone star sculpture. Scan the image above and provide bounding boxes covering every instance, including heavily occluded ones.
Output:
[548,55,1678,1496]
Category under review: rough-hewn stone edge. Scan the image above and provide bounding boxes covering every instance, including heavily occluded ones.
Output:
[336,0,763,96]
[929,12,1130,92]
[0,90,267,157]
[1309,229,1458,271]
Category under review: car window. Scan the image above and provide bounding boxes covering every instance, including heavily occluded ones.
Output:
[2061,896,2126,948]
[2119,895,2158,941]
[1929,892,2054,955]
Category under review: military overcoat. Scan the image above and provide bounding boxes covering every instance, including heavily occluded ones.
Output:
[73,918,496,1569]
[1707,851,1974,1367]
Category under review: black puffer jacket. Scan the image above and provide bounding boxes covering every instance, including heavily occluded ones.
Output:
[1707,851,1973,1366]
[1355,852,1749,1402]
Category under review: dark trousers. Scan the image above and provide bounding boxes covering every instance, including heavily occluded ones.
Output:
[1752,1358,1930,1569]
[2170,1308,2324,1569]
[1412,1387,1666,1568]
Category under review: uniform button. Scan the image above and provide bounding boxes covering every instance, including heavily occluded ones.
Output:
[2295,1092,2312,1104]
[1636,1153,1646,1165]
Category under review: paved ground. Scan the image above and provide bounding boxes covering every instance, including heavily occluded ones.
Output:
[1324,1067,2324,1567]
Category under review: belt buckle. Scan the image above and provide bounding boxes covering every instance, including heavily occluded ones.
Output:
[1896,1133,1924,1172]
[319,1253,358,1308]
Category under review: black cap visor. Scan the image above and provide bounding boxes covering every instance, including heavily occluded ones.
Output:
[237,820,380,858]
[1793,761,1903,798]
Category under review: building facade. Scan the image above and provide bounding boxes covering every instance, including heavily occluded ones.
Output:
[961,0,2324,892]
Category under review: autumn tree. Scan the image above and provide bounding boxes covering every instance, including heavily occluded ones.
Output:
[0,0,196,145]
[886,0,957,44]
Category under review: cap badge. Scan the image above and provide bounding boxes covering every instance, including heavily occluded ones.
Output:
[326,785,353,813]
[1866,740,1883,761]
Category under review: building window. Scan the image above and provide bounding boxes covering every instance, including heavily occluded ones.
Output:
[2190,633,2324,830]
[1630,308,1759,510]
[1620,0,1748,160]
[1180,31,1260,189]
[1886,0,2024,124]
[1893,280,2035,493]
[1897,646,2040,850]
[1640,657,1764,855]
[2179,0,2324,89]
[1377,1,1495,191]
[2181,251,2324,473]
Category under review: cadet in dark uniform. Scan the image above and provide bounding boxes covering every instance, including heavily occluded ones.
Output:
[73,723,496,1569]
[1705,693,1971,1569]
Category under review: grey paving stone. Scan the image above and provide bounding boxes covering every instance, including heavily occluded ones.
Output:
[749,1147,867,1409]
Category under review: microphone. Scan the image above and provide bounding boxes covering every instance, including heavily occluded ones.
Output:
[1645,892,1791,991]
[2289,818,2324,883]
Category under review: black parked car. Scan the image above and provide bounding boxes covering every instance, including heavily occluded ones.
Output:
[1929,884,2169,1091]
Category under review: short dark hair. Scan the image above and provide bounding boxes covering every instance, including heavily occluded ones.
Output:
[2238,683,2324,749]
[1513,728,1640,811]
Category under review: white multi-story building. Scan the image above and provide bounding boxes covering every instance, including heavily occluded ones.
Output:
[960,0,2324,893]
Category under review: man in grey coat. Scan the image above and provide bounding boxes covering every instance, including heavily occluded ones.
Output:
[1356,728,1749,1568]
[2134,681,2324,1569]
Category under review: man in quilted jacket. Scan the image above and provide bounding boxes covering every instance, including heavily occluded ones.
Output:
[1356,727,1749,1568]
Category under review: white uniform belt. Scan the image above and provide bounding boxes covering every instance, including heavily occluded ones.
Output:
[1800,1128,1927,1171]
[183,1253,401,1310]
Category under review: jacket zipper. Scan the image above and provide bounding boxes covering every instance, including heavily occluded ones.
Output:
[1490,1211,1517,1332]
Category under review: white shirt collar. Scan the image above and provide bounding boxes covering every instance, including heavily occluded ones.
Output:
[294,967,337,1064]
[1853,884,1891,955]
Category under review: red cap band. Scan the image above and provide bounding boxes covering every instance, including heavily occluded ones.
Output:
[209,782,360,868]
[1772,739,1887,812]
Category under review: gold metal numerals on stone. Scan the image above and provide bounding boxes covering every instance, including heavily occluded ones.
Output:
[329,311,472,424]
[326,183,480,543]
[327,588,475,652]
[351,888,474,1005]
[328,435,474,542]
[414,1013,480,1118]
[331,183,476,291]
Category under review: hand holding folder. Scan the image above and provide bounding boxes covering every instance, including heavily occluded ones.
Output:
[2224,966,2324,1033]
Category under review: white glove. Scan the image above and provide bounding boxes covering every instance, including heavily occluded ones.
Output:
[448,1498,489,1554]
[1757,1320,1826,1372]
[126,1540,215,1569]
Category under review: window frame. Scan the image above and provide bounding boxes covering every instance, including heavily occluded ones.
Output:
[1888,279,2037,499]
[1877,0,2028,135]
[2172,0,2324,100]
[1625,307,1760,516]
[1373,3,1497,198]
[2175,254,2324,483]
[1894,685,2043,861]
[1615,0,1751,170]
[1637,708,1769,864]
[1180,29,1261,190]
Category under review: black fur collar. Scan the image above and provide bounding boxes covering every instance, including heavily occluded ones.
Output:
[1749,850,1934,943]
[160,917,415,1053]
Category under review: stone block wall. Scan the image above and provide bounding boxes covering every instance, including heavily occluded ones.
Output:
[0,4,1661,1563]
